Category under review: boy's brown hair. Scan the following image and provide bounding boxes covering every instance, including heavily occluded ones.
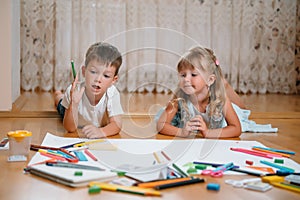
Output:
[85,42,122,76]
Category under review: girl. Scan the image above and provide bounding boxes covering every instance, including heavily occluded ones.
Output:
[157,47,241,138]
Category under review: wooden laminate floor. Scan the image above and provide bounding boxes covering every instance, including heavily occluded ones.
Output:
[1,91,300,162]
[7,91,300,114]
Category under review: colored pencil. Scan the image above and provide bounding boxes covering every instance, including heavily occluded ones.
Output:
[89,182,161,196]
[154,178,204,190]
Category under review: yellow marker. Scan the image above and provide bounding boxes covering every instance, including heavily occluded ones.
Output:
[74,139,105,147]
[89,182,161,196]
[271,182,300,193]
[262,175,300,193]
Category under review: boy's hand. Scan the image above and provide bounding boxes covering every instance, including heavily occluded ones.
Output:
[70,72,85,106]
[82,125,105,139]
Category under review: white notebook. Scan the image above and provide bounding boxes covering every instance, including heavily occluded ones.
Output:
[28,163,117,187]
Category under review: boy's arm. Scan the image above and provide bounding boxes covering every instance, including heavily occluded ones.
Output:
[62,80,85,133]
[99,115,122,137]
[82,115,122,138]
[63,102,79,132]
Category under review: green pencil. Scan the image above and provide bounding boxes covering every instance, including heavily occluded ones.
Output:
[71,60,76,79]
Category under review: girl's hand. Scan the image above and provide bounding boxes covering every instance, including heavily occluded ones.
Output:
[82,125,105,139]
[193,115,208,137]
[182,115,208,137]
[70,73,85,106]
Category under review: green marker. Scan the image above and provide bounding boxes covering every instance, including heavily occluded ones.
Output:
[71,60,76,79]
[172,163,189,177]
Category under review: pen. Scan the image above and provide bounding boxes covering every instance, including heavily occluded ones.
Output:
[84,149,98,161]
[89,182,161,196]
[46,161,105,171]
[154,178,204,190]
[172,163,189,177]
[71,60,76,79]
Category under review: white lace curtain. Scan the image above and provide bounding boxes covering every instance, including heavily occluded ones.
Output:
[20,0,299,94]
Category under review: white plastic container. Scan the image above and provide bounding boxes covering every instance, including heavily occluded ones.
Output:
[7,130,32,162]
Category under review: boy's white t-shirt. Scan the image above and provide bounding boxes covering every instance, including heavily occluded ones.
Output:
[61,83,124,128]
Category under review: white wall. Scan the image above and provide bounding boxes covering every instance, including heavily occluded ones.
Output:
[0,0,20,111]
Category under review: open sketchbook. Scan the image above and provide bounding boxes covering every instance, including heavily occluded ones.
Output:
[27,135,117,187]
[28,164,117,187]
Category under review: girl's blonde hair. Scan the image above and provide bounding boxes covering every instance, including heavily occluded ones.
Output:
[174,46,226,119]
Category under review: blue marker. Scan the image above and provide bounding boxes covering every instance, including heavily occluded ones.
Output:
[74,151,88,161]
[213,162,234,172]
[260,160,295,173]
[253,146,295,155]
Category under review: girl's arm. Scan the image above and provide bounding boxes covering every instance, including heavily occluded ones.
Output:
[157,100,193,137]
[201,97,241,138]
[82,115,122,138]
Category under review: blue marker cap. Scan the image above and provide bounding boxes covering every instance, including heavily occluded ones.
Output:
[207,183,220,191]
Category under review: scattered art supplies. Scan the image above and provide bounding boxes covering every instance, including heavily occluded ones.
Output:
[26,133,300,192]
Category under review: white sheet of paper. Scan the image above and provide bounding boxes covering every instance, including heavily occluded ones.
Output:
[29,133,300,179]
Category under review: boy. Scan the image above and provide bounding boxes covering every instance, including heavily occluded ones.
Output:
[55,42,123,138]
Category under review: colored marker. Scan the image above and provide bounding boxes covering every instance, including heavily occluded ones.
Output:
[74,139,105,147]
[155,178,204,190]
[137,177,192,188]
[252,146,295,155]
[230,148,274,159]
[46,161,104,171]
[84,149,98,161]
[213,162,234,172]
[172,163,189,177]
[71,60,76,79]
[260,160,295,173]
[89,182,161,196]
